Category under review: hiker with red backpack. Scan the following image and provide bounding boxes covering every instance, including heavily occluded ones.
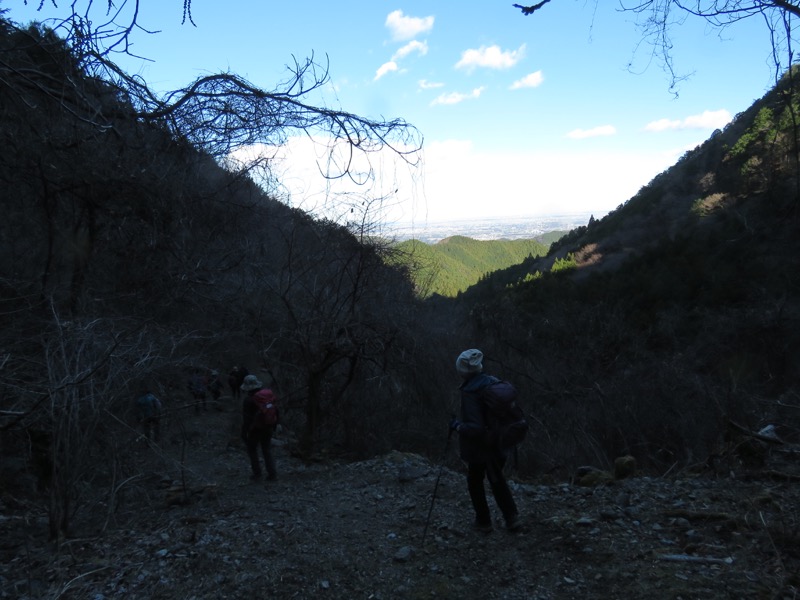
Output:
[240,374,278,481]
[449,348,527,533]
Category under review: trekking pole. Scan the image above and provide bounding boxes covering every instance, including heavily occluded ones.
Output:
[421,423,454,548]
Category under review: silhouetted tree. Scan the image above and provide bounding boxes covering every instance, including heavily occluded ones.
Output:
[514,1,800,91]
[12,4,422,186]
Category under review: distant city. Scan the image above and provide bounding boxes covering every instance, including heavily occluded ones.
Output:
[384,212,599,244]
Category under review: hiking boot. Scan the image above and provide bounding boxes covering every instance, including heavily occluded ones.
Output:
[266,474,277,481]
[505,514,521,532]
[473,519,493,533]
[250,473,262,481]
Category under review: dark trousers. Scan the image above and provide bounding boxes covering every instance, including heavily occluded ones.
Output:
[246,427,276,478]
[467,454,517,525]
[141,417,160,442]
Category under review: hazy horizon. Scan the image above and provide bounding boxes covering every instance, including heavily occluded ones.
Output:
[384,211,596,243]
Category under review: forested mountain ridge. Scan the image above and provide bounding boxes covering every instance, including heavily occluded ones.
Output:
[392,235,548,297]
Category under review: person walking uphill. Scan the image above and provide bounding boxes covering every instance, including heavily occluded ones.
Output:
[450,349,521,532]
[241,375,278,482]
[136,389,162,442]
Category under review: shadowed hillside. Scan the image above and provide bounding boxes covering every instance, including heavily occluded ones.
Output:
[445,68,800,478]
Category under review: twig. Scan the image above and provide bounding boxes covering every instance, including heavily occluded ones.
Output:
[660,461,679,478]
[54,566,111,599]
[759,510,787,574]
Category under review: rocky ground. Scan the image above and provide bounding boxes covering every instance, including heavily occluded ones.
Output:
[2,403,799,600]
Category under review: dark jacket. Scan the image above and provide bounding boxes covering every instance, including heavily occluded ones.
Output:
[457,372,500,463]
[136,393,161,420]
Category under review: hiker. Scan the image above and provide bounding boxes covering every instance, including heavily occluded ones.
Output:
[228,366,248,400]
[207,369,224,408]
[188,370,208,412]
[450,348,521,532]
[136,389,162,442]
[240,374,278,481]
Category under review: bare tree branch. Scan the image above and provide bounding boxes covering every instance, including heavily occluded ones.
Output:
[618,1,800,90]
[8,8,423,190]
[513,1,554,16]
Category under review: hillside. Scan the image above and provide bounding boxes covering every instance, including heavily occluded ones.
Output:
[394,236,548,297]
[445,69,800,477]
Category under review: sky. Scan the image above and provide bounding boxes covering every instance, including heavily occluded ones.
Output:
[6,1,782,229]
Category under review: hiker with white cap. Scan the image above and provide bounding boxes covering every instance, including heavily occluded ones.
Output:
[450,349,521,532]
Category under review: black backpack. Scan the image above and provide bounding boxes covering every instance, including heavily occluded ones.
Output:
[481,379,529,450]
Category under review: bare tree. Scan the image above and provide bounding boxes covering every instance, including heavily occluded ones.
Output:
[514,1,800,91]
[13,3,422,191]
[1,306,172,538]
[237,209,414,455]
[618,1,799,90]
[21,0,196,60]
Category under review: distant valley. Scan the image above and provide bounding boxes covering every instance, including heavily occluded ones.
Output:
[386,212,597,243]
[386,212,595,297]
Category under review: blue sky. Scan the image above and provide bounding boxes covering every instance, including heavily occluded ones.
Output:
[7,1,780,227]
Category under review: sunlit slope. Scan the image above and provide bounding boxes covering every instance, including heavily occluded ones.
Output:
[394,235,548,297]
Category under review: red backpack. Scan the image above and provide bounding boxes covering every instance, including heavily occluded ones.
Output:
[252,389,279,428]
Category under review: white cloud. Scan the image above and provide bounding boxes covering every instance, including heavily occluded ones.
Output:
[393,40,428,60]
[644,118,680,132]
[430,87,485,106]
[375,39,428,83]
[417,140,675,221]
[455,44,525,71]
[566,125,617,139]
[385,10,434,41]
[374,61,398,81]
[228,136,678,225]
[644,109,732,132]
[510,71,544,90]
[419,79,444,90]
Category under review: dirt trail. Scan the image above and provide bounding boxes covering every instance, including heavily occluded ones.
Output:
[2,404,799,599]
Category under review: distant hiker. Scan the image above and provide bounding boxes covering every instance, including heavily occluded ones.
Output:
[136,390,162,442]
[228,366,248,400]
[208,369,224,408]
[449,349,521,532]
[188,370,208,412]
[240,374,278,481]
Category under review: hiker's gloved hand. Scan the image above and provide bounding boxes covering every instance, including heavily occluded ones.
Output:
[449,418,462,432]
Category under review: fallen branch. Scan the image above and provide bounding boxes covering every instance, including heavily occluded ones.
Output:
[659,554,734,565]
[662,509,736,523]
[762,470,800,482]
[736,469,800,482]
